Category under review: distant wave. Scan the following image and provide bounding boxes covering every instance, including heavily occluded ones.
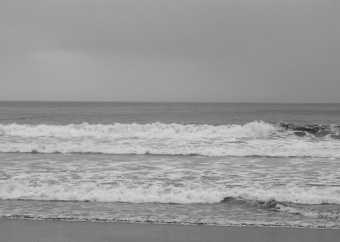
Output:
[0,121,276,138]
[1,121,339,139]
[1,121,339,158]
[279,122,340,139]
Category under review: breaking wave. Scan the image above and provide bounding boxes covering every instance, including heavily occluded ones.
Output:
[1,121,340,157]
[0,121,276,138]
[2,180,340,205]
[221,197,340,220]
[279,122,340,139]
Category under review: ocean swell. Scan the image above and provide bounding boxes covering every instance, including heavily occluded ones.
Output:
[1,121,340,158]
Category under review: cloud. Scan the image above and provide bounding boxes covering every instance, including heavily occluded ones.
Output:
[0,0,339,102]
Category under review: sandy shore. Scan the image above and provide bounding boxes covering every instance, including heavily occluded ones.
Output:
[1,219,339,242]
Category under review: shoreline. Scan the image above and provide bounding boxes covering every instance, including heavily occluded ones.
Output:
[1,218,340,242]
[2,216,339,230]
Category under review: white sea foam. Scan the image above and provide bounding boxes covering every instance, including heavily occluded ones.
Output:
[0,121,276,138]
[276,204,340,219]
[0,136,339,158]
[224,187,340,205]
[0,180,224,203]
[1,180,340,205]
[1,121,339,158]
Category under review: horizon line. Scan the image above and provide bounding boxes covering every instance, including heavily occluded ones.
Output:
[0,100,339,105]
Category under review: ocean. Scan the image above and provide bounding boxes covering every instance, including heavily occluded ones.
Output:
[0,101,340,229]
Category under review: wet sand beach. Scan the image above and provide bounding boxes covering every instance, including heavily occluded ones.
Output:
[1,219,339,242]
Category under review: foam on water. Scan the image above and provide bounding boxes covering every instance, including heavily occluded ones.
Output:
[1,103,340,228]
[0,180,223,203]
[0,121,276,138]
[1,151,340,228]
[1,179,340,205]
[1,121,339,158]
[2,199,338,229]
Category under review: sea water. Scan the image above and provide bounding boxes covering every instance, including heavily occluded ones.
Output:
[0,102,340,228]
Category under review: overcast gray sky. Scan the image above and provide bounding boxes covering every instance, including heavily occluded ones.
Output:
[0,0,339,103]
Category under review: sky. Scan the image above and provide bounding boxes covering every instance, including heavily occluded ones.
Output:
[0,0,339,103]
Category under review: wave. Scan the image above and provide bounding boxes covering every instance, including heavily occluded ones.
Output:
[0,180,225,204]
[2,121,339,139]
[2,180,340,205]
[2,179,340,224]
[221,197,340,220]
[279,122,340,139]
[0,121,276,138]
[0,141,339,158]
[1,121,339,157]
